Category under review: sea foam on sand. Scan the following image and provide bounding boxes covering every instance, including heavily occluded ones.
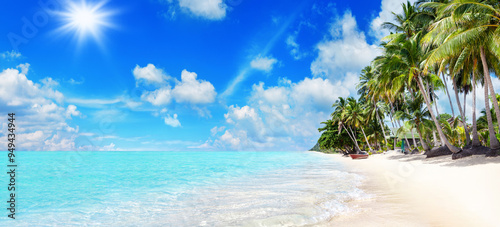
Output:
[326,150,500,227]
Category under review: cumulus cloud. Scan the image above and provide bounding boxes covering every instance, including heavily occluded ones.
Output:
[1,50,21,60]
[141,87,173,106]
[66,105,81,118]
[250,56,278,72]
[135,66,217,107]
[164,114,181,127]
[172,70,217,104]
[311,11,381,80]
[370,0,417,41]
[177,0,227,20]
[133,64,169,86]
[133,65,217,125]
[0,66,88,151]
[202,76,350,151]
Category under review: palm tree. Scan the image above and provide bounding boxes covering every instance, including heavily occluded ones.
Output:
[343,97,373,152]
[394,95,433,152]
[331,97,362,152]
[365,101,390,150]
[357,66,390,150]
[381,35,461,153]
[423,0,500,154]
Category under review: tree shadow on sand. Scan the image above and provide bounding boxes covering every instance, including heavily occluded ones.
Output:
[384,149,500,167]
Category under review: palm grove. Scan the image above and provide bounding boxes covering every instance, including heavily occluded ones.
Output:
[317,0,500,158]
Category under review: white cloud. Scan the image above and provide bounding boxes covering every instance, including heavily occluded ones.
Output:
[135,66,217,107]
[133,64,169,86]
[1,50,21,60]
[41,77,59,88]
[286,35,304,60]
[220,130,241,148]
[66,105,81,118]
[210,126,225,136]
[141,87,173,106]
[0,66,89,151]
[172,69,217,104]
[370,0,417,41]
[225,105,259,123]
[202,76,349,151]
[164,114,181,127]
[250,56,278,72]
[311,11,381,80]
[17,63,30,75]
[177,0,227,20]
[68,78,84,85]
[292,77,349,110]
[0,66,63,107]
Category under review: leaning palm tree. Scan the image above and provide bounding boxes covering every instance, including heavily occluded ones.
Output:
[343,97,373,152]
[331,97,362,152]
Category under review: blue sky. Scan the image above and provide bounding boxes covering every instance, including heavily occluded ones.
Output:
[4,0,484,151]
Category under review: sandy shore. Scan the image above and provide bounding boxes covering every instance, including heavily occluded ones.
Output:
[326,150,500,227]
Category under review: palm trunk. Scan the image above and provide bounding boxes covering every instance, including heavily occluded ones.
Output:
[483,82,500,149]
[463,91,470,146]
[432,130,437,147]
[442,72,455,117]
[417,75,461,153]
[403,94,417,148]
[416,122,430,152]
[341,124,357,149]
[431,89,446,147]
[480,46,500,134]
[433,100,444,146]
[452,76,472,146]
[375,105,389,149]
[410,128,417,149]
[389,97,411,149]
[360,127,373,152]
[472,71,481,147]
[348,125,362,152]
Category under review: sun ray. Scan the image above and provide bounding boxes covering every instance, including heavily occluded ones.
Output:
[56,0,116,47]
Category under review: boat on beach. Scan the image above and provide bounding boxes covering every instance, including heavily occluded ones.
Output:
[349,153,369,159]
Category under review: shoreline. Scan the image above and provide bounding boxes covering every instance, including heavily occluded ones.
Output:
[321,150,500,226]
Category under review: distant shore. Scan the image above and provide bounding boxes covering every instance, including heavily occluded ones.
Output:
[321,150,500,227]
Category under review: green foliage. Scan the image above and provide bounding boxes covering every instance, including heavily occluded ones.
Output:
[316,1,500,153]
[437,113,452,121]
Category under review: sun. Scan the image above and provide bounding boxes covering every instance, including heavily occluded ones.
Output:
[57,0,115,46]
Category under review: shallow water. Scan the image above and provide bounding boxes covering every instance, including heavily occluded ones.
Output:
[0,151,370,226]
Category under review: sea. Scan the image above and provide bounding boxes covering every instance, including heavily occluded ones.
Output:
[0,151,371,226]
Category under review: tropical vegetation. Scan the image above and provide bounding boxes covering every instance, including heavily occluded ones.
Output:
[315,0,500,158]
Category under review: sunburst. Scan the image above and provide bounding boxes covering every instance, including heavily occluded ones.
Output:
[57,0,116,46]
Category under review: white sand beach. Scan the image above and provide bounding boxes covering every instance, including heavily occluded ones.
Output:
[326,151,500,227]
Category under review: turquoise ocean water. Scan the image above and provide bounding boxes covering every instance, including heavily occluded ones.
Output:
[0,151,368,226]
